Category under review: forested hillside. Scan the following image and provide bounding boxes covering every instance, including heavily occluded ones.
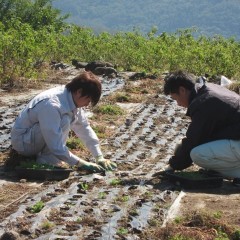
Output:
[1,0,240,87]
[52,0,240,39]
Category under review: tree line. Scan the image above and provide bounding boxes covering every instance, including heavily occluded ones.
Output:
[0,0,240,87]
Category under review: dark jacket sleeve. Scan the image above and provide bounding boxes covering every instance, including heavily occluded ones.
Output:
[169,96,226,170]
[168,114,209,170]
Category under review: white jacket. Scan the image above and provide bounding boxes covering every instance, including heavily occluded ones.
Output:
[11,85,102,165]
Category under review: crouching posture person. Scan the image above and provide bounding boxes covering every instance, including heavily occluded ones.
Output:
[161,70,240,185]
[11,72,117,172]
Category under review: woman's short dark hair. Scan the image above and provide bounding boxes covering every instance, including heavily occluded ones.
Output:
[66,72,102,106]
[164,70,196,95]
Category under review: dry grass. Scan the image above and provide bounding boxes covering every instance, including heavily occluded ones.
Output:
[140,211,240,240]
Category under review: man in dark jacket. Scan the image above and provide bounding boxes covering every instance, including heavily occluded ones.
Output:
[162,70,240,183]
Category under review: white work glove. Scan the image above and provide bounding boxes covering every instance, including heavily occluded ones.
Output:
[76,159,105,173]
[96,155,117,171]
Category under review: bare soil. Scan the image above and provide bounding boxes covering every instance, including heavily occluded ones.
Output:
[0,67,239,240]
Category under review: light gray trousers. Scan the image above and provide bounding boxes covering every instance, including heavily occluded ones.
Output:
[190,139,240,178]
[17,118,70,166]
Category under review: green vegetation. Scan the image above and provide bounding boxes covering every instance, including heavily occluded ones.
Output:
[116,195,129,202]
[29,201,45,213]
[213,211,223,219]
[117,227,128,235]
[0,0,68,31]
[94,104,124,115]
[98,192,107,199]
[78,182,89,191]
[20,161,55,169]
[1,1,240,88]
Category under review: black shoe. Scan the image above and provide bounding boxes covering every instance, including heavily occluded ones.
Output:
[232,178,240,187]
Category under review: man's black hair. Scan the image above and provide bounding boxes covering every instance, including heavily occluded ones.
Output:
[164,70,196,95]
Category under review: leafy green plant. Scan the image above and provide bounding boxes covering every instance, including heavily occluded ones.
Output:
[76,217,82,223]
[109,178,122,186]
[98,192,107,199]
[117,227,128,235]
[29,201,45,213]
[78,182,89,191]
[116,195,129,202]
[213,211,223,219]
[174,216,183,224]
[20,161,55,170]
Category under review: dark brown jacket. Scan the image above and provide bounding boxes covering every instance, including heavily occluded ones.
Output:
[169,83,240,170]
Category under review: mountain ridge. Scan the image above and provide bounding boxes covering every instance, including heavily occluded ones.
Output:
[52,0,240,39]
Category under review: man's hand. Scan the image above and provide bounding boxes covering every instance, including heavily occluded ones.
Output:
[96,156,117,171]
[77,159,105,172]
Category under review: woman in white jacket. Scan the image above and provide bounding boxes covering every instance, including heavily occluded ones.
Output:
[11,71,116,172]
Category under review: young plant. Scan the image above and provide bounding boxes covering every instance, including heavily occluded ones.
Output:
[78,182,89,191]
[20,161,54,170]
[29,201,45,213]
[117,227,128,235]
[98,192,107,199]
[109,178,122,186]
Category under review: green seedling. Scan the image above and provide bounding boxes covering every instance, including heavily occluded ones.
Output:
[98,192,107,199]
[78,182,89,191]
[20,161,54,170]
[115,195,129,203]
[213,211,222,219]
[174,216,183,224]
[76,217,82,223]
[117,227,128,235]
[29,201,45,213]
[109,178,122,186]
[120,195,129,202]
